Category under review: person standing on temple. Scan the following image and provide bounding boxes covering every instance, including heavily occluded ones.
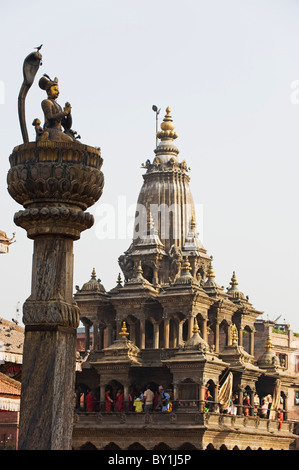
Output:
[156,385,170,412]
[259,399,268,418]
[134,391,144,412]
[105,387,114,412]
[243,393,251,416]
[128,387,136,412]
[143,385,154,412]
[85,389,96,412]
[114,388,124,412]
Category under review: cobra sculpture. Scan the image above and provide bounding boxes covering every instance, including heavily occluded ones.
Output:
[18,48,43,143]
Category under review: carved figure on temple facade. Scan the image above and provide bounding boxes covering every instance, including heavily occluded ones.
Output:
[118,254,134,282]
[169,244,182,283]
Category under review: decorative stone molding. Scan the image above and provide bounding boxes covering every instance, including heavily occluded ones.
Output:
[23,299,80,328]
[14,206,94,239]
[7,143,104,211]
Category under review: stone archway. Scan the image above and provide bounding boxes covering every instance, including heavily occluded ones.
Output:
[103,442,121,450]
[153,442,172,450]
[178,442,198,450]
[128,442,147,450]
[80,441,98,450]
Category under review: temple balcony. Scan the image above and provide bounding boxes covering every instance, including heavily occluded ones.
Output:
[72,409,296,451]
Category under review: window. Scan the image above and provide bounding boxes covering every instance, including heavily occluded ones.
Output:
[295,391,299,406]
[276,353,288,369]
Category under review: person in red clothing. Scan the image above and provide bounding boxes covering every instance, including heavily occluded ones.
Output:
[85,389,96,412]
[114,388,124,412]
[152,391,159,411]
[105,387,114,412]
[277,409,284,429]
[243,394,251,416]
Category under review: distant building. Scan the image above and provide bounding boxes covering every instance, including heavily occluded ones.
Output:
[0,231,15,254]
[0,317,23,449]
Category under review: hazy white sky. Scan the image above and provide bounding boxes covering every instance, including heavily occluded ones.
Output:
[0,0,299,332]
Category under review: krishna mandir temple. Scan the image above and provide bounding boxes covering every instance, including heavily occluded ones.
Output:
[71,107,298,451]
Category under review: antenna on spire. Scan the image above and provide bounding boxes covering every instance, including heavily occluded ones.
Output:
[152,105,160,147]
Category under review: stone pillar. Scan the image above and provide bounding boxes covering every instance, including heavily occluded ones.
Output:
[98,326,104,350]
[187,316,194,340]
[163,317,170,348]
[238,387,244,416]
[250,329,255,356]
[215,321,220,353]
[178,321,184,345]
[100,382,106,412]
[140,318,146,349]
[198,380,205,412]
[123,381,129,412]
[214,384,219,413]
[227,322,232,346]
[173,382,178,401]
[93,321,100,350]
[172,321,178,348]
[153,322,159,349]
[7,141,104,450]
[239,326,243,347]
[249,389,255,417]
[201,318,208,343]
[284,393,288,421]
[107,324,113,346]
[84,323,90,351]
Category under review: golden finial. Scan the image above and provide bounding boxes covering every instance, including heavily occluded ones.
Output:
[207,261,215,279]
[230,271,238,287]
[156,106,178,141]
[231,324,238,345]
[119,321,129,339]
[192,318,200,335]
[182,256,192,272]
[91,268,96,279]
[136,260,143,275]
[265,333,274,350]
[117,273,122,286]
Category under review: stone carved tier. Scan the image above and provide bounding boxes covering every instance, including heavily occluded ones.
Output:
[7,141,103,239]
[7,141,104,328]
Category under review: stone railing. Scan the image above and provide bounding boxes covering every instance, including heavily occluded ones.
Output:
[73,410,294,434]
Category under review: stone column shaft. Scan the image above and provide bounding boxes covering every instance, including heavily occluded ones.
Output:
[153,322,159,349]
[19,235,79,450]
[164,317,170,348]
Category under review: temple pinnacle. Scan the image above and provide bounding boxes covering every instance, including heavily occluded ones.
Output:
[230,271,238,287]
[119,321,129,339]
[156,106,178,141]
[207,261,216,279]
